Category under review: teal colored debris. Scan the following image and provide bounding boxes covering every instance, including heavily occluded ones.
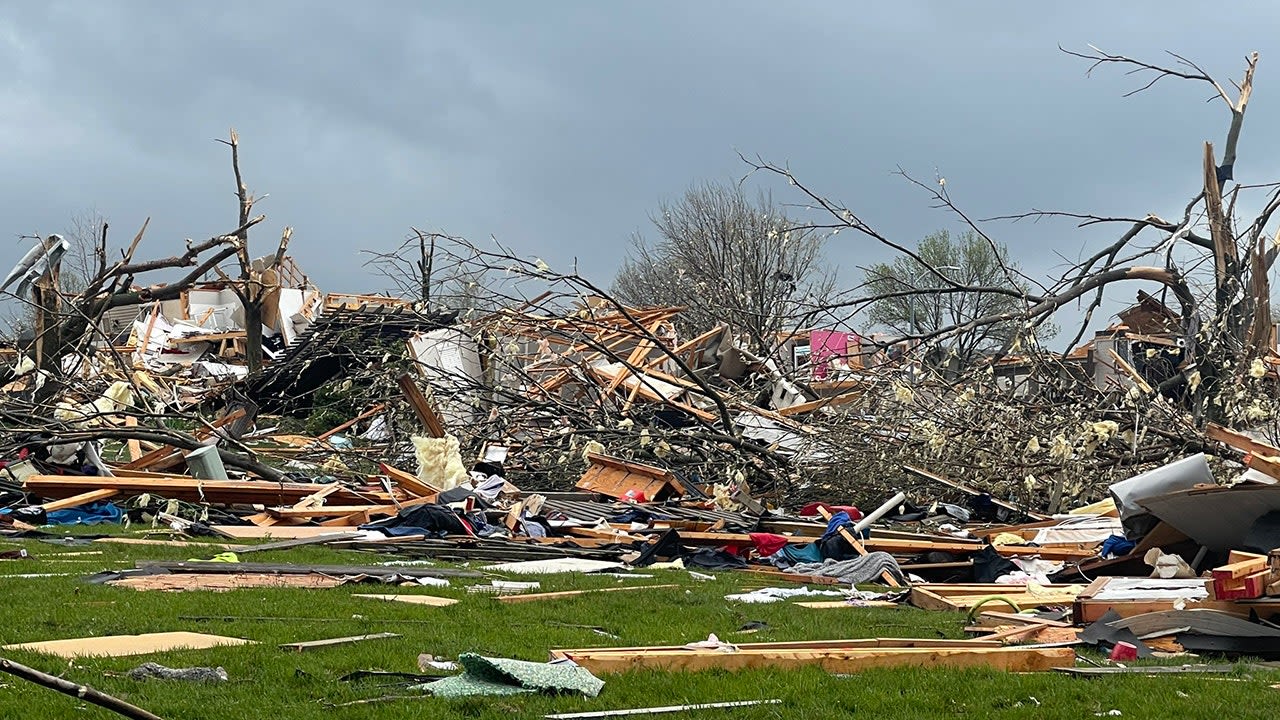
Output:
[421,653,605,698]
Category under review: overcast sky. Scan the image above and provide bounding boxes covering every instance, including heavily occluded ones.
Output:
[2,2,1277,347]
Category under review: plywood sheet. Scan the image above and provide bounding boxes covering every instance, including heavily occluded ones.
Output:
[3,631,254,659]
[109,573,343,592]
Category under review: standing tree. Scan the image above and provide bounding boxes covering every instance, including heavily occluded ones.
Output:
[216,129,292,375]
[863,230,1053,366]
[613,181,834,352]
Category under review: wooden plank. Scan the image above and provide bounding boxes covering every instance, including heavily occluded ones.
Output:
[1107,348,1153,394]
[40,489,119,512]
[279,632,400,652]
[24,475,376,506]
[776,389,863,417]
[1205,422,1280,458]
[1213,553,1268,580]
[379,463,442,500]
[564,646,1076,674]
[398,373,445,438]
[2,632,253,659]
[94,538,244,551]
[213,526,360,540]
[124,416,142,461]
[317,403,386,442]
[817,507,901,587]
[495,584,678,604]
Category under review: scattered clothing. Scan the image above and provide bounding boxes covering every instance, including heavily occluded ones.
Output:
[724,586,845,604]
[785,553,905,585]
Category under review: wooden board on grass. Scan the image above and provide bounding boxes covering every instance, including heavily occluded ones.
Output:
[3,631,254,659]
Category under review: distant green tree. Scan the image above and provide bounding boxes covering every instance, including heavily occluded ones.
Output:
[864,230,1054,365]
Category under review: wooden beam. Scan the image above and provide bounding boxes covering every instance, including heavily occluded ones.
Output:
[1206,422,1280,458]
[562,646,1076,675]
[278,632,400,652]
[379,463,442,500]
[817,506,901,587]
[397,374,445,438]
[317,403,386,442]
[40,489,119,512]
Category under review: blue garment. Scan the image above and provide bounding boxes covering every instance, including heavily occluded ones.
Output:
[45,501,122,526]
[1099,534,1136,559]
[820,511,852,541]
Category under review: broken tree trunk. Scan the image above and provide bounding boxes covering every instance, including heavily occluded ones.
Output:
[0,657,166,720]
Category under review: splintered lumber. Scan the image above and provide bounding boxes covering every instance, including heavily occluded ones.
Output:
[120,409,247,472]
[496,584,679,604]
[213,525,356,540]
[397,373,445,438]
[379,462,441,499]
[561,645,1075,674]
[2,632,253,659]
[577,453,686,501]
[1210,550,1270,599]
[1205,422,1280,458]
[24,475,374,506]
[0,656,166,720]
[816,506,901,587]
[910,584,1085,612]
[317,403,386,441]
[40,489,119,512]
[1071,577,1253,623]
[902,465,1050,520]
[279,632,400,652]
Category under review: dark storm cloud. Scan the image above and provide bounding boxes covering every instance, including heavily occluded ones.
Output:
[2,1,1278,344]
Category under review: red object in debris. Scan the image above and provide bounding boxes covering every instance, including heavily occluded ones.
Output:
[749,533,790,557]
[798,502,862,521]
[623,489,648,504]
[1108,642,1138,661]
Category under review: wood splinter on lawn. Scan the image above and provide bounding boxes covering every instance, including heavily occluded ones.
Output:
[279,632,401,652]
[544,699,784,719]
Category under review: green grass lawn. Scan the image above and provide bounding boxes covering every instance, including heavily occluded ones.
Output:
[0,528,1276,719]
